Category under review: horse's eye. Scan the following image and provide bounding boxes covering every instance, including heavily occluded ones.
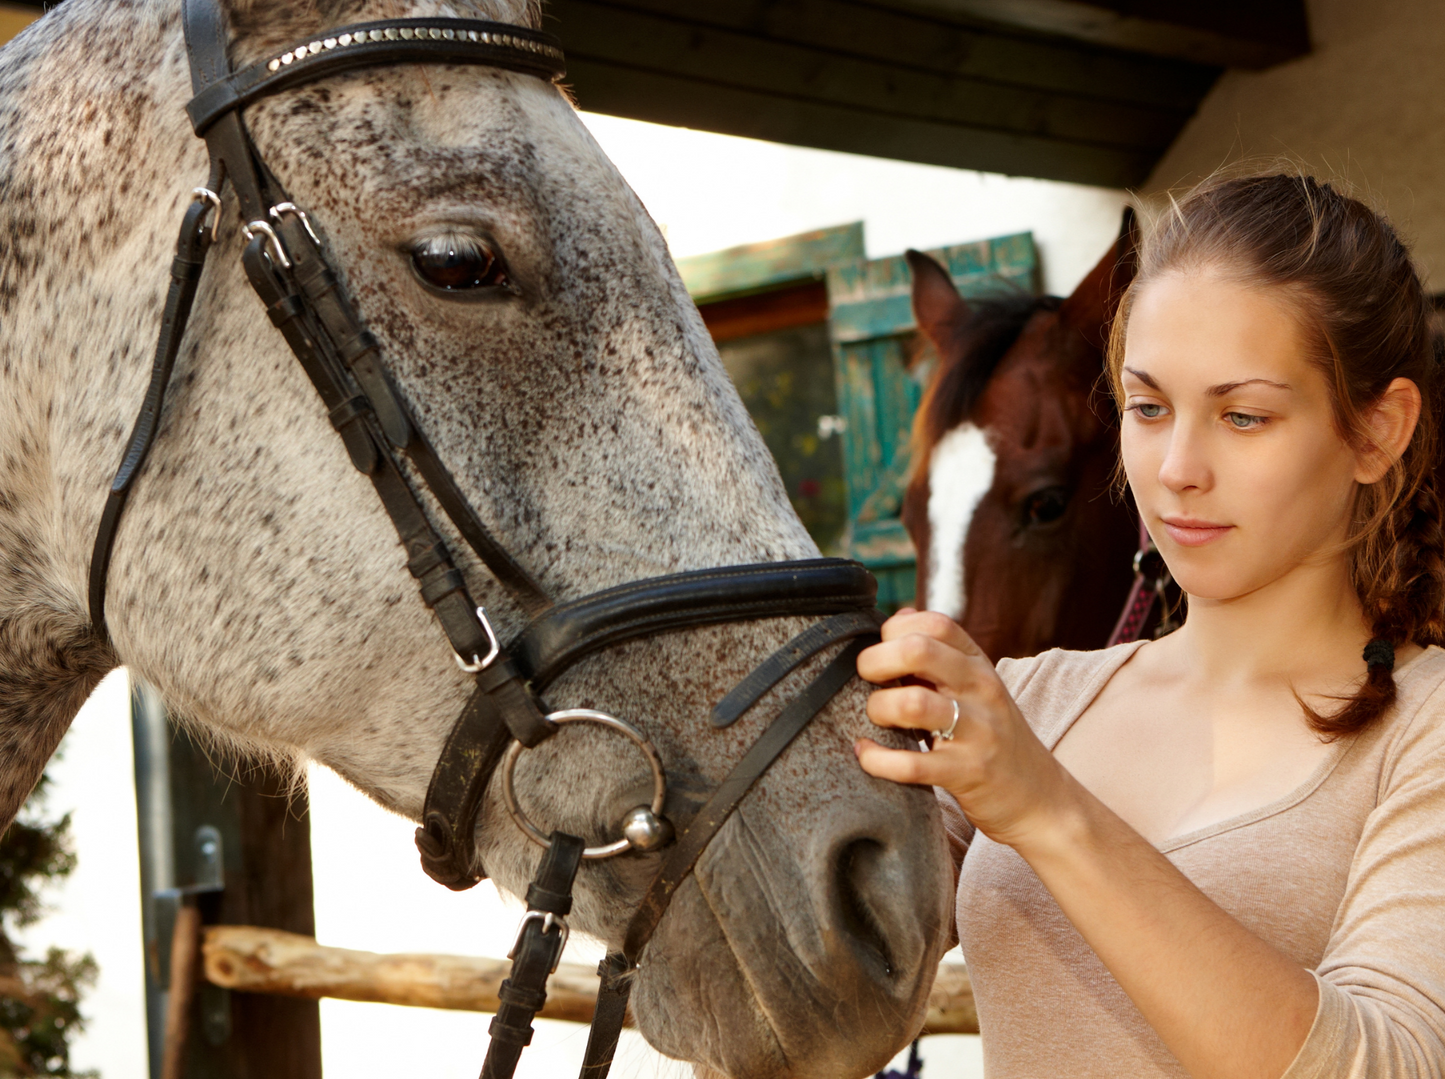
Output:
[1021,486,1070,527]
[411,235,509,291]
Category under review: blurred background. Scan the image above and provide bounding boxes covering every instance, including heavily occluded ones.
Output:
[3,0,1444,1075]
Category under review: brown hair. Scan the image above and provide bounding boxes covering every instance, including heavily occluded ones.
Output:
[1106,172,1444,737]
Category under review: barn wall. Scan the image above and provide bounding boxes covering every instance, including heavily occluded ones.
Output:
[1144,0,1445,286]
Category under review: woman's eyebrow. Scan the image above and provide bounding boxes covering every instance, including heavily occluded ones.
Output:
[1206,378,1292,397]
[1122,366,1159,389]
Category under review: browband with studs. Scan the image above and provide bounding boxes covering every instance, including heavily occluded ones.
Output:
[186,17,566,135]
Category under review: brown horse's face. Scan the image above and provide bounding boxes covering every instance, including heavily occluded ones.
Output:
[903,223,1140,660]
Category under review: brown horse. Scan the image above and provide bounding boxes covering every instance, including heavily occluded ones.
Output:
[901,213,1145,660]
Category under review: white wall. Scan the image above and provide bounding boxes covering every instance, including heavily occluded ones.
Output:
[584,112,1130,298]
[17,111,1135,1078]
[1146,0,1445,287]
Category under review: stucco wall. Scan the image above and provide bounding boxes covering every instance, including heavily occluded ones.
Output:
[1145,0,1445,287]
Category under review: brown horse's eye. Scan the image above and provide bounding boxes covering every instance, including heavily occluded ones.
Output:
[1022,486,1070,527]
[411,235,509,291]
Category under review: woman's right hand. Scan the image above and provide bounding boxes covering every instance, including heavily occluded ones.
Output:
[854,609,1081,853]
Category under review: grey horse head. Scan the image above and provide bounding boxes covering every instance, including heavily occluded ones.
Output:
[0,1,954,1074]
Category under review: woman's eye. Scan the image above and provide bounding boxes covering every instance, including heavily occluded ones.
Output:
[1225,412,1266,429]
[1130,403,1165,419]
[411,235,509,291]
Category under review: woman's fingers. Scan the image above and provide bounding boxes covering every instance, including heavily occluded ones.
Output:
[859,628,988,689]
[867,684,958,734]
[854,738,948,786]
[881,609,983,653]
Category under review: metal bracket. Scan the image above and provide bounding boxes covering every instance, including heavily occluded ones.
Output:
[153,825,225,990]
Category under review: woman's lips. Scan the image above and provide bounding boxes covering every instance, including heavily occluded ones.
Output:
[1161,517,1233,547]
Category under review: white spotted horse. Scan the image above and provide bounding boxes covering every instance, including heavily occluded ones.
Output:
[0,1,954,1076]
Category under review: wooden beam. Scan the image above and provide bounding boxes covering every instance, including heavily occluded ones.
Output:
[900,0,1309,69]
[550,0,1212,186]
[566,58,1153,187]
[558,2,1190,149]
[699,281,831,343]
[0,2,40,48]
[203,926,981,1036]
[580,0,1215,110]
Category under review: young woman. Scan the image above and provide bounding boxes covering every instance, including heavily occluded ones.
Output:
[857,173,1445,1079]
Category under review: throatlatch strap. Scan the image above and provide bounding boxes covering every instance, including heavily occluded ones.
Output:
[481,833,584,1079]
[89,198,215,633]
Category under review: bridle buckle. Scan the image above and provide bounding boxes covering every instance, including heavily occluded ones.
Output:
[241,218,291,269]
[191,187,223,243]
[454,606,502,673]
[508,910,569,972]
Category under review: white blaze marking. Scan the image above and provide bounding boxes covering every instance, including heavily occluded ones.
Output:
[926,423,996,619]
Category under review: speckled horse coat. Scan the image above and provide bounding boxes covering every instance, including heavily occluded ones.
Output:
[0,1,952,1075]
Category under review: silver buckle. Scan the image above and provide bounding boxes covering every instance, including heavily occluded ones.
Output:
[508,910,569,972]
[454,607,501,673]
[270,202,322,246]
[192,187,223,244]
[241,219,291,270]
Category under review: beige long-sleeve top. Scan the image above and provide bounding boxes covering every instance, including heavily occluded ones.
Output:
[943,642,1445,1078]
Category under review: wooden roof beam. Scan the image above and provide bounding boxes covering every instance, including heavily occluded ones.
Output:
[901,0,1310,69]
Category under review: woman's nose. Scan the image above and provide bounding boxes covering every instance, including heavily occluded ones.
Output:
[1157,421,1212,494]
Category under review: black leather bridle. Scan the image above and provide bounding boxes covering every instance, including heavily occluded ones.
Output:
[89,3,887,1077]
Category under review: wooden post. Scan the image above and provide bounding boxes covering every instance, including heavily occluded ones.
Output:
[133,684,322,1079]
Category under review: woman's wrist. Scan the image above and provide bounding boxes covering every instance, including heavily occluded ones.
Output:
[1000,767,1101,866]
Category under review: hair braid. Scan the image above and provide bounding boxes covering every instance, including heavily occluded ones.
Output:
[1316,473,1445,737]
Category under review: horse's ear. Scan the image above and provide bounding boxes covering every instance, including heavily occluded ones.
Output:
[1057,206,1140,348]
[908,249,971,357]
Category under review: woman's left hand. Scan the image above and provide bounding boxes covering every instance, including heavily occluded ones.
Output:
[855,609,1077,850]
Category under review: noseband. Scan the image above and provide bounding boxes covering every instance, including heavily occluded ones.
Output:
[88,3,885,1076]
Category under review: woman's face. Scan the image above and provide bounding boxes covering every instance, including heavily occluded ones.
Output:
[1120,269,1365,603]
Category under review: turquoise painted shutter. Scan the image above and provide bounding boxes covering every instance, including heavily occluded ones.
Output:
[826,233,1040,611]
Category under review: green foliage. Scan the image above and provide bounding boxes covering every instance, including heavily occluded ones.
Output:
[0,775,97,1079]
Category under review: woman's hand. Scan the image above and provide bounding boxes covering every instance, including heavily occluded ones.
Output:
[854,609,1077,851]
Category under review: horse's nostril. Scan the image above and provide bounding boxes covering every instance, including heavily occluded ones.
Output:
[836,839,897,978]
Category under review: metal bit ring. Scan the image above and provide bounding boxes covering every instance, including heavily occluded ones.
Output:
[500,709,667,860]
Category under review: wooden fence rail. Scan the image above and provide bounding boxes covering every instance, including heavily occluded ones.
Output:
[202,926,979,1035]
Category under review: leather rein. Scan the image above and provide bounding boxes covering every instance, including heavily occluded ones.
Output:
[88,4,886,1077]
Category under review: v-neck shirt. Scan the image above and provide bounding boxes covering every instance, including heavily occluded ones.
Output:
[940,643,1445,1078]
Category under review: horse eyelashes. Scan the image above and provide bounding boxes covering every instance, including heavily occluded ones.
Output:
[411,234,509,292]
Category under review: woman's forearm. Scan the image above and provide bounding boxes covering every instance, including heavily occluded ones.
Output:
[1018,775,1319,1079]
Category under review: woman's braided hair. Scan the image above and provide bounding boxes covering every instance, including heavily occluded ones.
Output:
[1107,172,1445,737]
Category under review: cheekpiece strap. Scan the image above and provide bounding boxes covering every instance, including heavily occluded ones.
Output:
[187,18,565,134]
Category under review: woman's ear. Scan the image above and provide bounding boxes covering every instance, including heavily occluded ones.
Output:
[1355,377,1423,484]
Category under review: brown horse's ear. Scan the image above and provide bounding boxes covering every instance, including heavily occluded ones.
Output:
[1058,206,1140,349]
[907,249,971,357]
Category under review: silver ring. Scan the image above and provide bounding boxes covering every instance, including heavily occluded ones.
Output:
[500,709,667,859]
[937,698,960,742]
